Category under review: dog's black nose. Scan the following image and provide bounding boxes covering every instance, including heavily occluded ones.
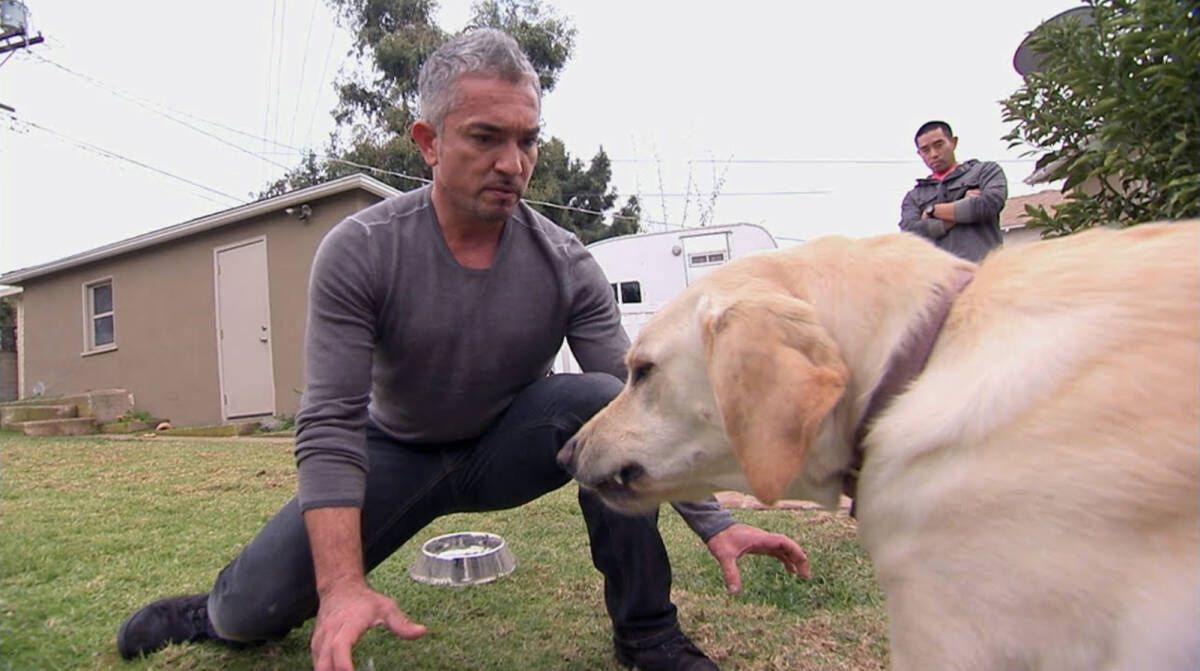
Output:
[616,462,646,487]
[557,437,578,474]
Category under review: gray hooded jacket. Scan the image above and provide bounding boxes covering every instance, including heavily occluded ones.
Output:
[899,159,1008,262]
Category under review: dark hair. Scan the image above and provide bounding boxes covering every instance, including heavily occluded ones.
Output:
[914,120,953,143]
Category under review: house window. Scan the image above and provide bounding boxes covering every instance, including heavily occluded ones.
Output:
[85,279,115,351]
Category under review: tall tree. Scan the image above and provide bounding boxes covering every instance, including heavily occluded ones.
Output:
[1001,0,1200,237]
[525,139,638,241]
[263,0,639,242]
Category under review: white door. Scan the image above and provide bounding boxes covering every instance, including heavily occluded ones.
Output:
[215,239,275,419]
[682,232,732,285]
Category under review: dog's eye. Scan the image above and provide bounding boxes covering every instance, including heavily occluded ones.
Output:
[631,362,654,385]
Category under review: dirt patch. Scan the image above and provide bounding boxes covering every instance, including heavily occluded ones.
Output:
[715,491,852,511]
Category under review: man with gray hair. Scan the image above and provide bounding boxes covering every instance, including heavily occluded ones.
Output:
[116,28,808,671]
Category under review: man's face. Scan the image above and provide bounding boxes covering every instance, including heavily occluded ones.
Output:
[415,74,540,225]
[915,128,958,174]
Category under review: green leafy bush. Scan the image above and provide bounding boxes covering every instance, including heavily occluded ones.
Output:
[1002,0,1200,237]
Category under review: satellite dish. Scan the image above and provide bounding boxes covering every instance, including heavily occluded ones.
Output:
[1013,6,1095,76]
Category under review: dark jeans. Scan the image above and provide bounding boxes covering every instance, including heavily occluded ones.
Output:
[207,372,678,644]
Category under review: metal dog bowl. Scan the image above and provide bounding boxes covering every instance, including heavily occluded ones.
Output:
[408,532,517,587]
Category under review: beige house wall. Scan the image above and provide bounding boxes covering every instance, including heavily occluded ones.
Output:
[261,189,384,421]
[15,188,382,426]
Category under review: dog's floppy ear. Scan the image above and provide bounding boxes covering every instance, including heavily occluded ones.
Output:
[702,294,847,505]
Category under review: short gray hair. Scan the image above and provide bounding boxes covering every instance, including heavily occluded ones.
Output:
[418,28,542,130]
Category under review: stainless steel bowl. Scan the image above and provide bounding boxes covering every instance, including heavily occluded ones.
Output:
[408,531,517,587]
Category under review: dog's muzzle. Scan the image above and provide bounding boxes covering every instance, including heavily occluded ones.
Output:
[557,437,647,501]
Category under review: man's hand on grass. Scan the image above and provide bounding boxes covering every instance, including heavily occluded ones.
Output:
[310,581,426,671]
[704,522,810,594]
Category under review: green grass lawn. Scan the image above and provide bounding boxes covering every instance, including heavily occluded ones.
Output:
[0,433,887,670]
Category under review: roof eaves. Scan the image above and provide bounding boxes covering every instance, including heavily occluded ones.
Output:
[0,174,401,285]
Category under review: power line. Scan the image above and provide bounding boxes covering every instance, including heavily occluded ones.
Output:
[324,157,428,186]
[16,44,1035,195]
[4,66,747,229]
[271,0,288,155]
[288,0,319,148]
[609,157,1040,165]
[20,53,932,198]
[325,160,677,227]
[18,54,422,195]
[323,158,668,226]
[566,190,831,198]
[13,55,776,227]
[525,197,657,224]
[8,116,244,205]
[10,106,669,228]
[305,26,339,148]
[23,51,302,160]
[11,55,687,230]
[263,0,281,181]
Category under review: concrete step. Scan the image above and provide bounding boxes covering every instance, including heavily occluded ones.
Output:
[0,394,88,408]
[0,389,134,423]
[16,417,99,437]
[65,389,135,422]
[1,404,78,428]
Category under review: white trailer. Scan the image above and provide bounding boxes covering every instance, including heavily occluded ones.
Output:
[554,223,778,374]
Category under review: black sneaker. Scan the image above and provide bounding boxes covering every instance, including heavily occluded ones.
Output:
[614,627,719,671]
[116,593,225,659]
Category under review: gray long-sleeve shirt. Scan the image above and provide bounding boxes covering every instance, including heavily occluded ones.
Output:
[899,159,1008,262]
[293,186,733,540]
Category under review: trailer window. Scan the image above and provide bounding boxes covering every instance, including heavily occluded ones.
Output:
[688,251,727,266]
[609,281,643,304]
[619,281,642,304]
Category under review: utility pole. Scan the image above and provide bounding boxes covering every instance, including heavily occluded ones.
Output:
[0,0,45,59]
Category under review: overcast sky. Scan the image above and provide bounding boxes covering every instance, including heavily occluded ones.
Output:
[0,0,1077,274]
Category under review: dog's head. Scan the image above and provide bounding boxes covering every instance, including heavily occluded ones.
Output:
[559,260,849,511]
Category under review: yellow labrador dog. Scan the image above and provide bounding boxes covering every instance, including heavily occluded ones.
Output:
[559,221,1199,670]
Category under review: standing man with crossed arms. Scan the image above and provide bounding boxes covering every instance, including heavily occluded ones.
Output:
[900,120,1008,262]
